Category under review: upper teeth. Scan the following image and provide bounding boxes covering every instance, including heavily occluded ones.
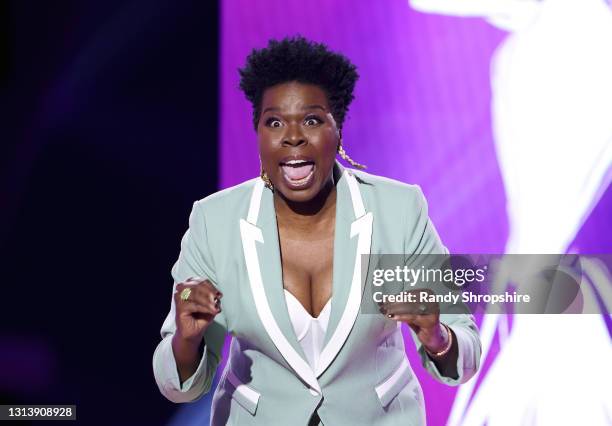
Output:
[285,159,308,165]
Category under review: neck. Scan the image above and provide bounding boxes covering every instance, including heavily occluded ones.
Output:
[274,176,337,234]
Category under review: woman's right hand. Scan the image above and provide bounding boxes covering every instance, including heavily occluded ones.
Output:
[173,277,223,344]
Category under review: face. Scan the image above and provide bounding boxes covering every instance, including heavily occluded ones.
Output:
[257,81,340,203]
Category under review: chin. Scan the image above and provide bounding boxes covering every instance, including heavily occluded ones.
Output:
[276,182,321,203]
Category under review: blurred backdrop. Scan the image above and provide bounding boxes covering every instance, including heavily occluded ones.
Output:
[1,1,218,425]
[2,1,611,425]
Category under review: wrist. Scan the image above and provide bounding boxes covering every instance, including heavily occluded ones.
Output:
[172,334,202,359]
[423,323,452,357]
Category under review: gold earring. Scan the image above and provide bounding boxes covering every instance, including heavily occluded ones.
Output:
[337,140,366,169]
[259,159,274,190]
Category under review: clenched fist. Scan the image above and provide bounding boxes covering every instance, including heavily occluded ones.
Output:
[173,277,223,344]
[172,277,222,383]
[378,288,448,354]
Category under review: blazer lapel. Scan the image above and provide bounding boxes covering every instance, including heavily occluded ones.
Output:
[316,162,373,377]
[239,178,321,393]
[238,161,373,390]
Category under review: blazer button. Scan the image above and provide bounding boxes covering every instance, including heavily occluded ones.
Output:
[309,388,319,396]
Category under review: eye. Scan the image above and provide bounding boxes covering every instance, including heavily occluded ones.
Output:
[265,117,283,128]
[304,115,323,126]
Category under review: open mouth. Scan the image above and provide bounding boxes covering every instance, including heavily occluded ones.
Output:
[280,159,315,187]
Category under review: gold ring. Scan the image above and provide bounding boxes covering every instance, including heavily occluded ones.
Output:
[180,288,192,302]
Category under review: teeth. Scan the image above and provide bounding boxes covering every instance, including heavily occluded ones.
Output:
[285,159,309,166]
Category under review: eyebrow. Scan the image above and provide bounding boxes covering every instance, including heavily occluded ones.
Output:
[262,104,326,114]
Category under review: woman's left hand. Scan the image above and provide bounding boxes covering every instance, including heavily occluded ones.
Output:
[378,288,449,353]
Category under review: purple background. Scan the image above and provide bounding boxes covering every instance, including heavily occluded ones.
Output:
[219,1,611,425]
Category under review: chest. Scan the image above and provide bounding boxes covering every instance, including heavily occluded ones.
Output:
[278,232,334,318]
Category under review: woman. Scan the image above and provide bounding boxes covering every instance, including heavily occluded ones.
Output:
[153,36,481,426]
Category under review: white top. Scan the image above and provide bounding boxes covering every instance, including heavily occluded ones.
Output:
[284,289,332,372]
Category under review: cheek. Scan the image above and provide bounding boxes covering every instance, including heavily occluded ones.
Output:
[316,130,339,156]
[257,141,282,178]
[257,135,276,159]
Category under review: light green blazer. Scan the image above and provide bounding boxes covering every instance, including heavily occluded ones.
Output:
[153,161,481,426]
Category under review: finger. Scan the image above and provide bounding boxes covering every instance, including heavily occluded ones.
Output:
[175,281,222,312]
[380,301,418,316]
[390,313,417,323]
[201,279,223,298]
[175,282,200,293]
[174,285,211,308]
[183,277,217,294]
[188,284,222,307]
[389,314,422,334]
[378,303,402,316]
[174,283,199,303]
[198,294,221,314]
[179,300,219,316]
[381,299,437,316]
[177,299,209,314]
[183,277,206,286]
[187,285,222,313]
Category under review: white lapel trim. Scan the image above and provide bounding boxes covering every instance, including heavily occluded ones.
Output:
[240,171,373,388]
[315,170,373,377]
[345,170,365,217]
[240,181,321,393]
[247,179,264,225]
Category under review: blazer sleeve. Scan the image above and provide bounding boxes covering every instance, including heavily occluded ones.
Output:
[152,200,228,403]
[403,186,482,386]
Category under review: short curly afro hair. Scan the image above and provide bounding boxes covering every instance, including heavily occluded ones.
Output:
[238,35,359,131]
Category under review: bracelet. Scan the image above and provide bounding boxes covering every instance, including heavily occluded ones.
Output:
[424,323,453,358]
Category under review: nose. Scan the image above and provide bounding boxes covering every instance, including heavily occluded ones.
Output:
[282,123,307,147]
